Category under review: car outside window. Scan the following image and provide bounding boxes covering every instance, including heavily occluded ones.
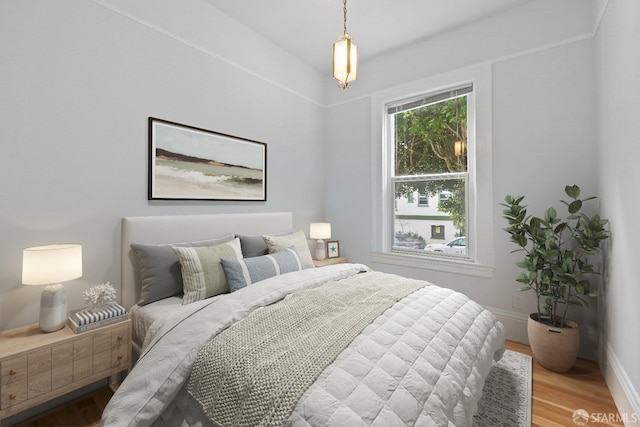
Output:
[371,64,495,277]
[389,85,471,258]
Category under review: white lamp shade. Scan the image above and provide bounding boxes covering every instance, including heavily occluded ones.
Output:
[310,223,331,240]
[22,244,83,285]
[333,35,358,87]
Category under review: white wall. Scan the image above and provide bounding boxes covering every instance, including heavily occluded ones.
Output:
[325,0,601,355]
[329,38,601,352]
[0,0,327,330]
[326,0,640,417]
[595,0,640,420]
[324,0,597,106]
[492,39,600,351]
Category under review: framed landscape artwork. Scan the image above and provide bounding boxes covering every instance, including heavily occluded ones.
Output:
[148,118,267,201]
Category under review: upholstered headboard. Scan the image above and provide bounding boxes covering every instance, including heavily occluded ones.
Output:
[120,212,293,309]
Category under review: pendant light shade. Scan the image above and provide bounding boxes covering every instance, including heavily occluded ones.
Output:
[332,0,357,89]
[333,35,358,89]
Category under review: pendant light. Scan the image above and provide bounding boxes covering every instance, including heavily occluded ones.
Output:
[332,0,358,89]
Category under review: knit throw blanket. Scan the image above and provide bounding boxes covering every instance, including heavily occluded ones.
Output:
[187,271,426,427]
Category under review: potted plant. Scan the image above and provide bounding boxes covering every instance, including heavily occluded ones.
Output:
[501,185,609,372]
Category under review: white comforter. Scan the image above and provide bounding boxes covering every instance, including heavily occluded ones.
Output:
[101,264,505,427]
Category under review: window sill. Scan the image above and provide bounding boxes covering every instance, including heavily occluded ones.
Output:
[370,251,494,278]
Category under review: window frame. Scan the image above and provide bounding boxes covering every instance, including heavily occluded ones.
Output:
[370,64,494,278]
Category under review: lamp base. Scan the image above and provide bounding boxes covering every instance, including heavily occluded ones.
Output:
[315,239,327,261]
[39,283,67,333]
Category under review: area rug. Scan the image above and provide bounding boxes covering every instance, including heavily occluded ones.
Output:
[473,349,532,427]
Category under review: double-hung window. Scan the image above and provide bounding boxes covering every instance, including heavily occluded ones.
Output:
[371,64,494,277]
[389,85,472,257]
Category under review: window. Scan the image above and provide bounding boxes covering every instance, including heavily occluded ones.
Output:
[371,64,494,277]
[390,85,471,257]
[431,225,445,240]
[439,191,452,201]
[417,193,429,207]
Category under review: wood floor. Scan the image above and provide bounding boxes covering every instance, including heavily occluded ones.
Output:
[507,341,623,427]
[11,340,622,427]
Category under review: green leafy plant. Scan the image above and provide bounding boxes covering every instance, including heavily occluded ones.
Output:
[501,185,609,328]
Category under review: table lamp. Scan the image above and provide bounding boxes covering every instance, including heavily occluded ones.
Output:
[309,223,331,261]
[22,244,83,332]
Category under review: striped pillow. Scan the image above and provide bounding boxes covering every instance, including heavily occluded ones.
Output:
[172,238,243,305]
[221,247,302,292]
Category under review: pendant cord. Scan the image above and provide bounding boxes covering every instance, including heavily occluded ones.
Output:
[343,0,348,36]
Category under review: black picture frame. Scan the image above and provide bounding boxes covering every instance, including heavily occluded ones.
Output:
[327,240,340,258]
[148,117,267,201]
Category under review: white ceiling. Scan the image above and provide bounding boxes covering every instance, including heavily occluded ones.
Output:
[205,0,534,75]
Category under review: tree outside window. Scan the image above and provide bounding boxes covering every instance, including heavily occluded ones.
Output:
[390,86,470,255]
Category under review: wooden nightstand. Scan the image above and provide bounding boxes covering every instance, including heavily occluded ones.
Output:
[313,257,348,267]
[0,319,131,421]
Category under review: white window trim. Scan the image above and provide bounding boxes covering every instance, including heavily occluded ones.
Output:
[371,63,494,277]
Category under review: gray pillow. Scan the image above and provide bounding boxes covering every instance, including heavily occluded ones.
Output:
[131,234,234,305]
[238,230,293,258]
[237,234,269,258]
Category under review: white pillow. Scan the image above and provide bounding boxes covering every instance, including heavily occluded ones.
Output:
[263,230,314,269]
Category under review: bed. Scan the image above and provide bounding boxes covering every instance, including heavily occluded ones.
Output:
[102,212,505,427]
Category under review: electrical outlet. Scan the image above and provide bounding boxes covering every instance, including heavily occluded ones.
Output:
[512,294,523,309]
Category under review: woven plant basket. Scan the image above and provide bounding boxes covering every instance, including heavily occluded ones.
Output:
[527,313,579,373]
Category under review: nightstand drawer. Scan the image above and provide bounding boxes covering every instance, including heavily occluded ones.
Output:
[111,324,129,349]
[73,335,94,381]
[27,348,51,399]
[1,380,27,409]
[1,356,27,384]
[93,330,112,354]
[51,342,73,389]
[1,356,27,409]
[93,330,112,374]
[111,324,129,369]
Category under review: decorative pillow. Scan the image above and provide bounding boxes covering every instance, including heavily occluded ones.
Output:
[237,234,269,258]
[131,234,235,306]
[221,247,303,292]
[237,230,293,258]
[172,238,243,305]
[263,230,314,269]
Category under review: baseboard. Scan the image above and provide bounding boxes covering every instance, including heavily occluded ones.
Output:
[485,305,529,344]
[487,306,639,424]
[484,306,599,360]
[602,344,640,425]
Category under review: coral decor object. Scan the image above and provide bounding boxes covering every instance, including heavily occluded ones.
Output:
[83,282,117,312]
